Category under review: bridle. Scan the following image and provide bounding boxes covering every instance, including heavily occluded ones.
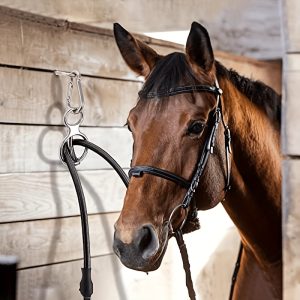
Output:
[129,79,232,219]
[56,70,240,300]
[128,79,232,300]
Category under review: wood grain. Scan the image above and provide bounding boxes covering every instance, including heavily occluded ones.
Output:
[0,57,281,127]
[16,253,179,300]
[0,11,282,83]
[17,255,123,300]
[15,228,241,300]
[281,2,300,299]
[0,170,127,222]
[0,67,141,126]
[0,124,132,173]
[281,0,300,52]
[282,54,300,155]
[283,159,300,300]
[0,12,177,79]
[0,1,282,59]
[0,213,117,269]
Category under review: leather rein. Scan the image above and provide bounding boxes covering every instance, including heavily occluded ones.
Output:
[128,79,233,300]
[57,70,241,300]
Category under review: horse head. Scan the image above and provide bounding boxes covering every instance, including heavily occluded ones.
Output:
[113,22,229,272]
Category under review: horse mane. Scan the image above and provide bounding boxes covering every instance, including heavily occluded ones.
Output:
[215,61,281,124]
[139,52,211,99]
[139,52,281,124]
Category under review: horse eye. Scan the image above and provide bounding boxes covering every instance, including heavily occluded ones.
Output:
[188,121,205,135]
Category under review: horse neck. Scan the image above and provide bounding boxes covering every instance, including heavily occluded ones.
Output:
[220,77,281,267]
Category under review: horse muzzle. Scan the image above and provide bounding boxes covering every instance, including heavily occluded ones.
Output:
[113,224,168,272]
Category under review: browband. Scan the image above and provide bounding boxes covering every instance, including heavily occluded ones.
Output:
[130,79,231,209]
[138,84,223,99]
[129,166,191,189]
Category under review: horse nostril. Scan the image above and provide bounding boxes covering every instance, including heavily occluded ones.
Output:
[136,225,158,260]
[138,227,152,249]
[113,225,159,266]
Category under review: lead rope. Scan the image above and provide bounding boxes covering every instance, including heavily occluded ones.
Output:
[55,70,129,300]
[63,145,92,300]
[171,79,235,300]
[228,243,243,300]
[175,230,196,300]
[63,140,129,299]
[56,70,241,300]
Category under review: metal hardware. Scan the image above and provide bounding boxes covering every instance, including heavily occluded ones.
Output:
[55,70,88,165]
[54,70,85,113]
[167,204,188,235]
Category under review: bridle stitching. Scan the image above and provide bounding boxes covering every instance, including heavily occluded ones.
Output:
[129,79,232,300]
[130,79,231,219]
[129,79,231,237]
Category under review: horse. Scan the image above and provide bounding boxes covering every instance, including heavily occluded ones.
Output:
[112,22,282,300]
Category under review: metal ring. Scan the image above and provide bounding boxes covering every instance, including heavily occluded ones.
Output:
[63,109,84,127]
[60,108,88,166]
[60,135,88,166]
[167,204,188,234]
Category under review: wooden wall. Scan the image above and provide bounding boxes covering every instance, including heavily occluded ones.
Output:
[0,7,282,300]
[0,0,282,59]
[281,1,300,299]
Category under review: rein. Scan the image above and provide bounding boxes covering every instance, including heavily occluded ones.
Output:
[55,70,241,300]
[129,80,232,299]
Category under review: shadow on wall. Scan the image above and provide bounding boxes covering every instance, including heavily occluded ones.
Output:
[80,176,128,300]
[36,75,64,300]
[34,74,127,300]
[196,227,240,300]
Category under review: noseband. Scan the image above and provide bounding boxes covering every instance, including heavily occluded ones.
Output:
[128,80,232,300]
[129,79,232,216]
[129,79,232,300]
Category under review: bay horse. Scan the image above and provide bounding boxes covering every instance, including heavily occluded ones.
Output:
[112,22,282,299]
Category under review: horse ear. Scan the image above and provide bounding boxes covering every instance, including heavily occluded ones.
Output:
[186,22,214,72]
[113,23,161,77]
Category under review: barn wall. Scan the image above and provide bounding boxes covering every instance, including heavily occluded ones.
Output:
[0,7,282,300]
[0,0,282,59]
[281,1,300,299]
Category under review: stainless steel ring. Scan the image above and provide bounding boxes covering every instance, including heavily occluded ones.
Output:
[167,204,188,234]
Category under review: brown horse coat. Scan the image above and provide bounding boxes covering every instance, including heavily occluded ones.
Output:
[113,22,282,299]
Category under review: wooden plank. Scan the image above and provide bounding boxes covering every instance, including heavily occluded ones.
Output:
[0,170,126,223]
[0,12,179,80]
[17,255,122,300]
[283,159,300,300]
[281,0,300,52]
[0,10,282,82]
[0,124,132,173]
[0,1,282,59]
[0,6,182,50]
[0,67,141,126]
[16,254,179,300]
[282,54,300,155]
[0,213,117,269]
[0,58,281,126]
[15,226,241,300]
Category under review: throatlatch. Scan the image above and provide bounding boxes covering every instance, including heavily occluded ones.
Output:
[55,70,238,300]
[130,79,232,299]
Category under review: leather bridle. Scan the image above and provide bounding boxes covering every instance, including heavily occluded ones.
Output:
[128,79,232,300]
[129,79,231,217]
[58,70,237,300]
